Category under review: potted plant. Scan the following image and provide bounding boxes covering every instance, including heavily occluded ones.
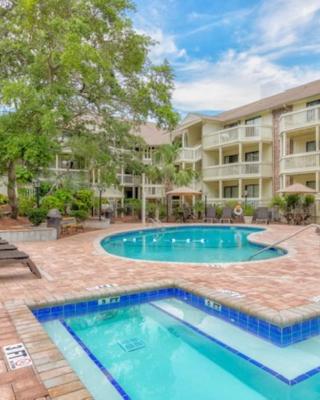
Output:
[243,204,254,224]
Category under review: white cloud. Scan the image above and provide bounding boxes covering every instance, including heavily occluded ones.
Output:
[173,51,320,111]
[145,29,186,64]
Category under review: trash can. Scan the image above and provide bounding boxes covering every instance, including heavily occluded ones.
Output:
[47,208,62,237]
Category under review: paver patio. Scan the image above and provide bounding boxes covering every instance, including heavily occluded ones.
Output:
[0,223,319,399]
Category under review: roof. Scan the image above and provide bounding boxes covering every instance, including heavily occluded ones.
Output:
[277,183,316,194]
[217,79,320,122]
[131,122,171,146]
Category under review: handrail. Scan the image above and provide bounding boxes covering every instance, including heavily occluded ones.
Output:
[248,224,319,261]
[149,218,162,227]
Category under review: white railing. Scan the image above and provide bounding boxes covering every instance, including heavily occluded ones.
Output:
[280,105,320,132]
[117,174,141,186]
[203,126,272,149]
[144,185,165,198]
[177,145,202,162]
[280,152,320,172]
[206,198,271,208]
[203,162,272,179]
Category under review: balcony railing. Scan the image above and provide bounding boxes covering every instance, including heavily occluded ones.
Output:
[117,174,141,186]
[144,185,165,198]
[280,105,320,132]
[206,198,271,207]
[280,151,320,173]
[203,162,272,180]
[177,145,202,162]
[203,126,272,149]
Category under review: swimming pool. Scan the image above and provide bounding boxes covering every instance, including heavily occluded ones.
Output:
[101,226,285,263]
[35,288,320,400]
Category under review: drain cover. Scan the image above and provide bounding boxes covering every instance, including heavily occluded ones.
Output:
[118,337,145,352]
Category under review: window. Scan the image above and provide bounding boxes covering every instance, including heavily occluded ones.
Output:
[245,151,259,162]
[223,186,239,198]
[244,184,259,198]
[245,116,262,125]
[306,141,316,152]
[224,154,238,164]
[306,99,320,107]
[306,100,320,121]
[306,181,316,189]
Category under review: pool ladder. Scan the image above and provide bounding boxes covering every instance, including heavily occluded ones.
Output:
[248,223,320,261]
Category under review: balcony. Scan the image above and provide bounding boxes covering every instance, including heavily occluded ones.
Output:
[203,162,272,180]
[203,126,272,149]
[280,151,320,173]
[117,174,141,186]
[280,106,320,132]
[177,145,202,162]
[144,184,165,198]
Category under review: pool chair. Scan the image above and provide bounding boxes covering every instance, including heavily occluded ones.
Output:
[0,239,8,245]
[0,250,41,278]
[253,207,270,224]
[220,207,233,223]
[204,206,218,223]
[0,243,17,251]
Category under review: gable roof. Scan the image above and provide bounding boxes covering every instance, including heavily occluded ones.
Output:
[131,122,171,146]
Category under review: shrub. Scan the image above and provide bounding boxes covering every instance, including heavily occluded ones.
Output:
[27,208,47,226]
[194,200,204,218]
[69,209,88,222]
[0,194,8,205]
[215,205,223,219]
[72,189,94,211]
[41,195,64,213]
[271,195,286,210]
[159,203,167,220]
[303,194,315,209]
[243,204,254,216]
[18,196,36,217]
[146,202,157,218]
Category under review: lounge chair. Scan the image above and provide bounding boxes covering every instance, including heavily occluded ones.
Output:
[204,206,217,223]
[0,240,8,245]
[0,244,17,251]
[0,250,41,278]
[253,207,270,224]
[220,207,233,223]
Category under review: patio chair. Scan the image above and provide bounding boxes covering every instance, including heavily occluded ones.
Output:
[0,239,8,245]
[220,207,233,223]
[204,206,217,223]
[253,207,270,224]
[0,250,41,278]
[0,244,17,251]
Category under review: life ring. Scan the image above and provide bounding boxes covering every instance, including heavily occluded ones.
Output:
[233,205,243,216]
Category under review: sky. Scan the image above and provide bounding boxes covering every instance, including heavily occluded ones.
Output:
[132,0,320,116]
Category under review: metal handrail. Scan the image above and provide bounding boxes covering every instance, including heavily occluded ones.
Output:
[248,223,319,261]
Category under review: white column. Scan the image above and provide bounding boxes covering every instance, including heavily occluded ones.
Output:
[259,142,263,162]
[239,179,242,201]
[55,154,59,169]
[316,126,320,152]
[219,147,223,165]
[141,173,146,224]
[259,178,263,200]
[239,143,243,163]
[219,180,223,200]
[283,132,287,156]
[316,172,319,194]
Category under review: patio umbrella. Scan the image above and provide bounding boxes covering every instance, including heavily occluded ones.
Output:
[277,183,316,194]
[166,186,202,196]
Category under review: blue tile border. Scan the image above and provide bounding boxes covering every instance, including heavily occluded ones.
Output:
[149,303,319,386]
[61,320,131,400]
[32,286,320,390]
[32,286,320,348]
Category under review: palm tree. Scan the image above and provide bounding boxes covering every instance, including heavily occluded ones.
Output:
[145,143,198,219]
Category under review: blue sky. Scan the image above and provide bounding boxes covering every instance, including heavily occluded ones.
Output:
[132,0,320,115]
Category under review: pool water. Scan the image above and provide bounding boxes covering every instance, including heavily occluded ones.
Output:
[101,226,285,263]
[43,298,320,400]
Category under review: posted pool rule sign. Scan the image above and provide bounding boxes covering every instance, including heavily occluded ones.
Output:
[3,343,32,370]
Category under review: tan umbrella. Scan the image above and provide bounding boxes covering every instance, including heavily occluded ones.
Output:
[166,186,202,196]
[277,183,316,194]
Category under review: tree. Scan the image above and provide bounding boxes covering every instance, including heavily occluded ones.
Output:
[146,143,197,193]
[0,0,178,218]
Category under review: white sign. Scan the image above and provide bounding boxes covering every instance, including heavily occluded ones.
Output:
[3,343,32,370]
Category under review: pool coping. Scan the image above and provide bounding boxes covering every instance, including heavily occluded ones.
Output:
[93,223,290,267]
[4,277,320,399]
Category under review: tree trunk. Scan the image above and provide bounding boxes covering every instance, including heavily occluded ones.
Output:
[7,161,18,219]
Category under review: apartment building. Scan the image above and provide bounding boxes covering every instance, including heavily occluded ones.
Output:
[1,80,320,217]
[176,79,320,216]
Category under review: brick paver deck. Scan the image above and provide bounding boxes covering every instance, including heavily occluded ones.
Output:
[0,223,319,398]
